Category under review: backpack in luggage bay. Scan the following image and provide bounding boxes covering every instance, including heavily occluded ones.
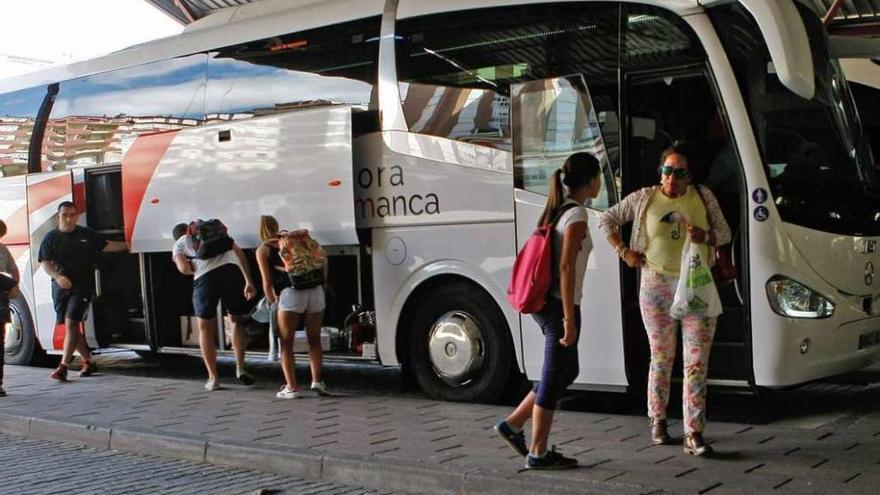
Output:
[507,203,578,314]
[279,230,326,289]
[188,219,234,260]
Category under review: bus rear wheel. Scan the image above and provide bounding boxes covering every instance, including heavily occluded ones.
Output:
[408,283,512,403]
[5,295,37,366]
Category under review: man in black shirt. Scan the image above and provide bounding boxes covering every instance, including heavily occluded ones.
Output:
[38,201,127,381]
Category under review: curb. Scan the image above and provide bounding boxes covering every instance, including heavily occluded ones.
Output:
[0,411,643,494]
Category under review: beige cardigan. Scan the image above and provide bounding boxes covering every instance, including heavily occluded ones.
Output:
[598,185,732,258]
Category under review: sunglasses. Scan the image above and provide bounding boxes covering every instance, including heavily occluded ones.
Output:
[660,165,689,179]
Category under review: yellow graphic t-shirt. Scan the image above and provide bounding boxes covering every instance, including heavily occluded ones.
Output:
[644,186,709,277]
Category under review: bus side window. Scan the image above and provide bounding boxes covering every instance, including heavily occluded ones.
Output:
[206,16,380,121]
[0,85,47,177]
[394,3,620,161]
[511,76,617,211]
[397,82,510,150]
[43,55,207,171]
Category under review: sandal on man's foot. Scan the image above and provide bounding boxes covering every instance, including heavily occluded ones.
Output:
[79,360,98,377]
[50,364,68,382]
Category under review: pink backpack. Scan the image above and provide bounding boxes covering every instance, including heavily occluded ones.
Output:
[508,203,577,314]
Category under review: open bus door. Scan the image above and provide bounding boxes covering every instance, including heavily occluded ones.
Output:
[82,166,150,350]
[25,171,75,354]
[623,68,750,387]
[26,169,151,353]
[511,75,628,390]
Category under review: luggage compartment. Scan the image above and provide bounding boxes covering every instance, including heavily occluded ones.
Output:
[118,106,376,359]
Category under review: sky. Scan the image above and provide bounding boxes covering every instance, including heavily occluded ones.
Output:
[0,0,183,79]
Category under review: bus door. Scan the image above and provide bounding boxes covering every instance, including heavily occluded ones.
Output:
[82,165,150,350]
[511,75,628,389]
[25,171,74,353]
[623,68,750,386]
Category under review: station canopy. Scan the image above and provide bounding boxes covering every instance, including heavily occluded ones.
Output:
[145,0,880,35]
[145,0,256,24]
[806,0,880,36]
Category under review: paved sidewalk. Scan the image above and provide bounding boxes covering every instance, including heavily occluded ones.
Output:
[1,363,879,494]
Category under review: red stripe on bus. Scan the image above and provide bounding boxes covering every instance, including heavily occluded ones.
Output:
[52,323,65,350]
[52,321,86,350]
[122,131,178,245]
[72,182,85,213]
[27,174,72,214]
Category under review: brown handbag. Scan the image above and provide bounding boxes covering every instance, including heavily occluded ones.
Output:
[711,244,737,286]
[695,186,736,286]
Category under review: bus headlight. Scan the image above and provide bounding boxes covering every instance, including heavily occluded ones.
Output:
[766,276,834,319]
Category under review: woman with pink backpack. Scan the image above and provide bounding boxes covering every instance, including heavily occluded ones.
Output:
[495,152,602,470]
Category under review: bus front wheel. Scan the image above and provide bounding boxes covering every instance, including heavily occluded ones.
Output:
[408,283,512,403]
[5,295,38,365]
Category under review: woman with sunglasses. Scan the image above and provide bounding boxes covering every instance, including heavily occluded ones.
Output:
[598,141,730,456]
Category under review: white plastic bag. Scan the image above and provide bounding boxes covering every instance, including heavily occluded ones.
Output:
[670,240,722,319]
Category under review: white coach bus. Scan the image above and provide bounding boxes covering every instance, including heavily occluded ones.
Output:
[0,0,877,402]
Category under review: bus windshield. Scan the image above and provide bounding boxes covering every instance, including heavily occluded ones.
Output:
[710,2,880,236]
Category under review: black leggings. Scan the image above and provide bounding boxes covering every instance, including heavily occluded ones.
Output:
[532,298,581,410]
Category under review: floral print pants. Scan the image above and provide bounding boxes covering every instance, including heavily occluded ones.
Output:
[639,268,717,434]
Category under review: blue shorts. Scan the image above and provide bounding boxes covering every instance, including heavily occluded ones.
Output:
[192,264,250,319]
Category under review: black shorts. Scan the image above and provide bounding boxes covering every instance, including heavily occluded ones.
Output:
[52,286,92,325]
[192,263,250,319]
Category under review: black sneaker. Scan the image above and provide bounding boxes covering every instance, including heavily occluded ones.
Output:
[236,370,255,386]
[525,447,578,470]
[494,420,528,457]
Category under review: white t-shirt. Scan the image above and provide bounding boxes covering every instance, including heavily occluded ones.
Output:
[172,236,239,280]
[550,199,592,303]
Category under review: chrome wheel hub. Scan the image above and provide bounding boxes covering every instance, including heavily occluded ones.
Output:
[427,311,485,386]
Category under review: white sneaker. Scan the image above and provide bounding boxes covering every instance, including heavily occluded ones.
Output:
[204,379,222,391]
[310,381,330,396]
[276,385,300,399]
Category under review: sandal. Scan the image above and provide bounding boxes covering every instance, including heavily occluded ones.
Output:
[650,418,672,445]
[683,432,713,456]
